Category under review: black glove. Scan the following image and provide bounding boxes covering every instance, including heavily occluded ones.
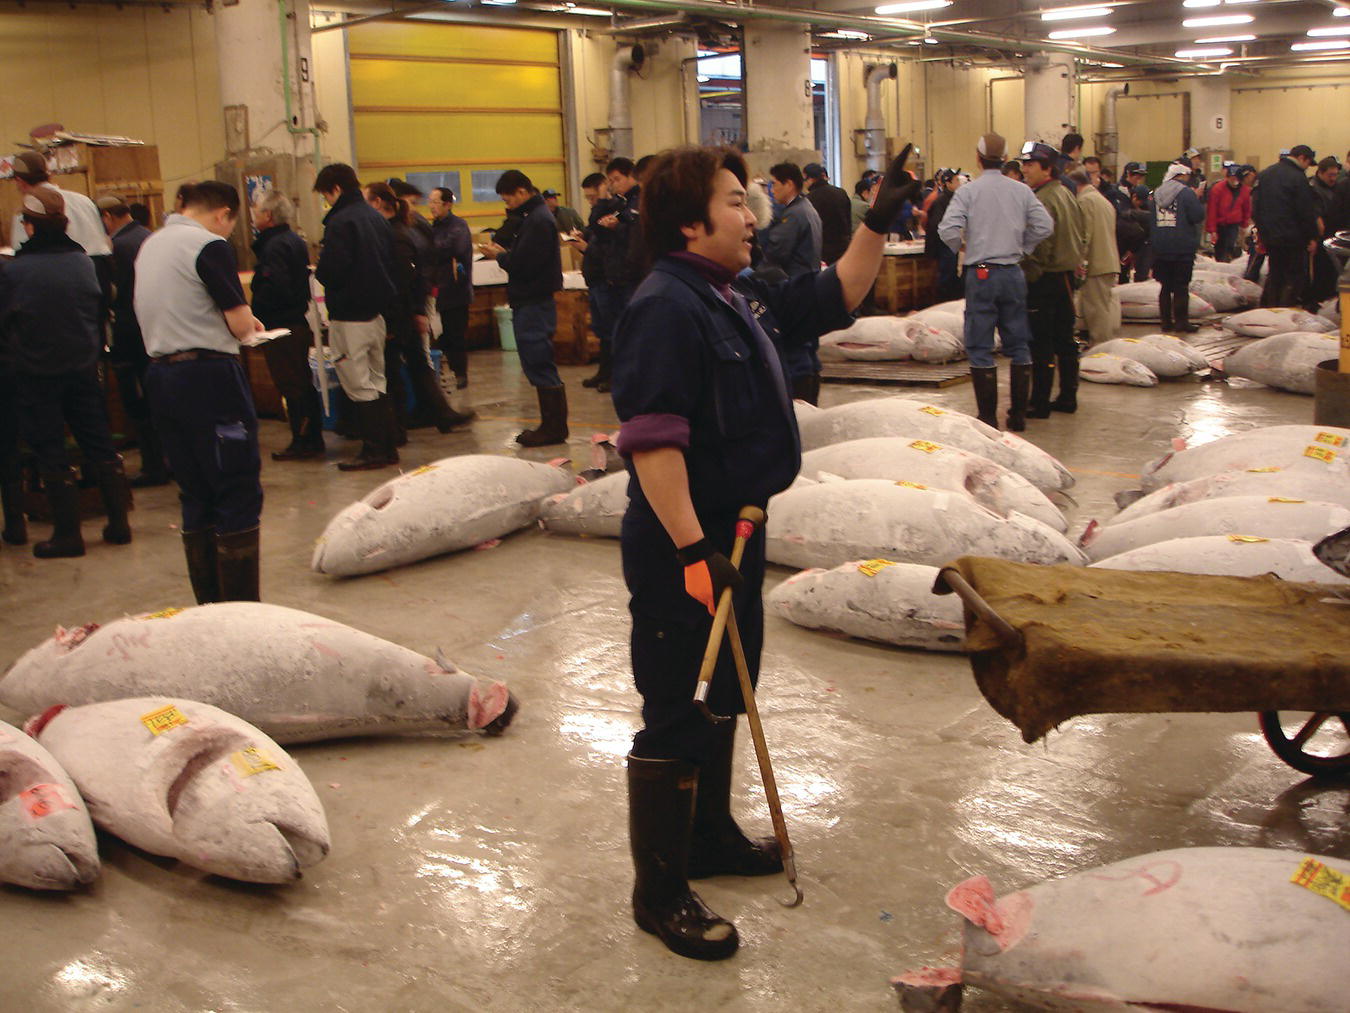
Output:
[677,537,743,616]
[864,144,921,235]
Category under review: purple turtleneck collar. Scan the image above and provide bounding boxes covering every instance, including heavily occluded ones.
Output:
[668,251,738,300]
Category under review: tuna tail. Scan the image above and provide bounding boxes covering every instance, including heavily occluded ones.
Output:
[1114,488,1146,510]
[892,975,964,1013]
[1313,524,1350,578]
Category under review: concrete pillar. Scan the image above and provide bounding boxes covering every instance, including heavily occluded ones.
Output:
[742,23,815,156]
[1023,52,1075,148]
[214,0,323,253]
[1189,77,1231,155]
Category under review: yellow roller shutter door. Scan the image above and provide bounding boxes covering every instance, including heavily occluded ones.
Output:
[347,21,565,231]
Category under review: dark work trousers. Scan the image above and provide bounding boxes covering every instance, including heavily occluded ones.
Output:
[0,371,25,486]
[1129,243,1153,284]
[145,355,262,534]
[1309,245,1339,308]
[935,244,963,303]
[15,368,120,476]
[513,299,563,388]
[436,302,470,381]
[587,282,625,376]
[1214,224,1240,263]
[622,506,765,766]
[111,357,166,476]
[384,311,451,425]
[1262,243,1310,309]
[259,317,323,439]
[1152,257,1195,314]
[1026,271,1078,375]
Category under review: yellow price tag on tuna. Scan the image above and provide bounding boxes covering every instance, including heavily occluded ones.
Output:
[895,480,928,490]
[909,440,941,454]
[1268,497,1305,504]
[919,406,944,416]
[140,704,189,736]
[141,607,184,621]
[857,559,898,577]
[1122,338,1141,343]
[230,747,281,778]
[1315,431,1347,448]
[1227,534,1269,543]
[1304,445,1337,464]
[1246,466,1281,473]
[407,463,439,477]
[1290,857,1350,912]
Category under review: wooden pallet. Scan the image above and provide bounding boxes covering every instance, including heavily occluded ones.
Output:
[1188,331,1253,366]
[820,361,970,387]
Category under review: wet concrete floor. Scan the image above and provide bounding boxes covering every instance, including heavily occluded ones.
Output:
[1,324,1346,1011]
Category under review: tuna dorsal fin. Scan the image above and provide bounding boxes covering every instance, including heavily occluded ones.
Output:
[435,648,460,675]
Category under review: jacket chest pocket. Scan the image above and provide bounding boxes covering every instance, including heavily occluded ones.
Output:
[710,335,761,439]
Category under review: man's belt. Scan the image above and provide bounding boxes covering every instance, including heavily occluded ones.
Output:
[153,348,238,364]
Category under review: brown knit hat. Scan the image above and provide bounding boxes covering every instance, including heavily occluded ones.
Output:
[21,185,67,231]
[13,150,50,184]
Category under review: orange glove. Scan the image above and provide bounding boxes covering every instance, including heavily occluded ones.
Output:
[677,538,743,616]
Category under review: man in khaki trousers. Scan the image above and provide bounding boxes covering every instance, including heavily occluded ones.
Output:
[1068,166,1121,346]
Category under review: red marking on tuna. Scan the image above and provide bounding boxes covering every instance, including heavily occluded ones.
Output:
[946,877,1034,952]
[311,641,343,660]
[473,538,502,550]
[23,704,67,739]
[20,783,76,822]
[892,967,962,986]
[53,623,99,652]
[1086,859,1183,896]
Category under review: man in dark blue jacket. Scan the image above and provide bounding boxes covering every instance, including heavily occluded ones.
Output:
[0,187,131,558]
[611,143,916,962]
[1253,144,1319,309]
[479,169,566,446]
[314,163,399,471]
[577,172,624,393]
[429,186,474,390]
[252,191,323,461]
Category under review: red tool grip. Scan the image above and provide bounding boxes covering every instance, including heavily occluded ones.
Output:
[735,519,755,540]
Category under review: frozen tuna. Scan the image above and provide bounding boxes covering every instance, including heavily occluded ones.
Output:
[0,720,99,890]
[1091,337,1202,378]
[29,698,329,884]
[1140,424,1350,491]
[796,397,1074,491]
[909,309,963,342]
[1081,495,1350,562]
[312,454,575,576]
[0,603,515,744]
[1188,276,1246,312]
[1116,281,1215,321]
[1317,297,1340,327]
[766,560,965,651]
[910,325,966,364]
[540,470,629,538]
[1134,332,1212,371]
[1079,353,1158,387]
[1090,534,1350,584]
[1313,524,1350,577]
[1110,465,1350,525]
[1225,331,1339,394]
[818,316,926,361]
[799,437,1066,531]
[765,479,1084,570]
[895,847,1350,1013]
[1222,307,1335,338]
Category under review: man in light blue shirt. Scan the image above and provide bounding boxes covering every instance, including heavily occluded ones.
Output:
[939,132,1053,431]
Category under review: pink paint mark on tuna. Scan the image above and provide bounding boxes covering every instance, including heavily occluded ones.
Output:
[53,623,99,652]
[473,539,502,550]
[106,630,152,662]
[1171,438,1187,452]
[1087,858,1182,896]
[946,877,1034,952]
[310,641,344,661]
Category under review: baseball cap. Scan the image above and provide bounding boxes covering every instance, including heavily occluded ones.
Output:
[1290,144,1316,161]
[803,163,826,180]
[13,150,50,184]
[96,194,130,215]
[977,132,1006,160]
[1183,147,1200,159]
[1164,163,1191,182]
[22,185,65,222]
[1123,161,1144,175]
[1020,140,1058,166]
[1132,184,1151,199]
[541,188,560,198]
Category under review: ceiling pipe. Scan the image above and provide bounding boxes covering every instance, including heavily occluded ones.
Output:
[608,43,646,159]
[1098,83,1128,174]
[863,62,897,172]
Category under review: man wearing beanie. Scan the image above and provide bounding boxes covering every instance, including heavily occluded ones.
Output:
[0,186,132,558]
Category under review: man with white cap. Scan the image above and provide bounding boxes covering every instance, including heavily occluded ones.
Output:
[1150,161,1206,332]
[939,132,1053,431]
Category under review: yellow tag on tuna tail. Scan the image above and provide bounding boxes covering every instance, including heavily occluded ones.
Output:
[407,463,439,477]
[919,405,944,416]
[141,607,184,621]
[1268,497,1306,504]
[1246,466,1281,473]
[140,704,189,736]
[1304,445,1338,464]
[857,559,898,577]
[909,440,941,454]
[230,747,281,778]
[895,480,928,490]
[1315,431,1348,448]
[1290,857,1350,912]
[1228,534,1269,544]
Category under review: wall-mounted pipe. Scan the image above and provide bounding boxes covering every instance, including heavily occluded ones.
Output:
[609,43,646,160]
[1099,83,1127,173]
[863,62,897,172]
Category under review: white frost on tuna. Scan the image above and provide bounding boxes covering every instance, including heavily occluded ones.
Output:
[1225,331,1339,395]
[540,471,629,537]
[1115,281,1215,321]
[1140,424,1350,492]
[1221,307,1335,338]
[1109,466,1350,525]
[817,316,928,362]
[910,326,967,364]
[1081,495,1350,562]
[0,719,99,890]
[766,560,965,651]
[909,309,963,342]
[1134,332,1212,371]
[766,479,1085,570]
[312,454,575,576]
[1091,338,1202,378]
[1079,353,1159,387]
[0,603,515,744]
[799,437,1066,531]
[1090,534,1350,584]
[30,698,330,884]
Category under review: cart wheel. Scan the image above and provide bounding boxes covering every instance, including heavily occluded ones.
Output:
[1258,712,1350,778]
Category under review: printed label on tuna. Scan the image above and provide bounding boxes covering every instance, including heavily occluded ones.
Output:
[857,559,898,577]
[140,704,189,736]
[1246,466,1282,473]
[909,440,941,454]
[1314,432,1348,448]
[230,747,281,777]
[20,783,75,822]
[407,463,440,477]
[895,480,929,490]
[1227,535,1269,543]
[919,406,945,416]
[1268,497,1306,504]
[141,607,185,621]
[1304,445,1338,464]
[1290,857,1350,912]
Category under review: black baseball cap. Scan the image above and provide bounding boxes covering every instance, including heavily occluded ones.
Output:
[1123,161,1144,175]
[541,188,560,198]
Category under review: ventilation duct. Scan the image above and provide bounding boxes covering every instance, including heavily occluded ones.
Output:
[864,63,897,172]
[609,44,646,160]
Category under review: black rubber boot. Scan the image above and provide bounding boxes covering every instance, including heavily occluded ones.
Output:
[95,458,133,545]
[969,367,999,430]
[33,472,85,559]
[517,385,570,447]
[1,480,27,545]
[790,372,822,407]
[272,398,326,460]
[407,357,475,433]
[1027,362,1056,419]
[130,418,171,487]
[1174,290,1199,332]
[1007,363,1032,432]
[182,528,220,605]
[338,397,399,471]
[216,526,260,602]
[1050,353,1079,414]
[1158,292,1175,333]
[628,755,739,961]
[688,723,782,881]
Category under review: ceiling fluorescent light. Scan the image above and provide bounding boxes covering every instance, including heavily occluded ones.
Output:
[1222,0,1260,4]
[1176,46,1232,56]
[1308,25,1350,34]
[821,29,872,39]
[1337,6,1350,15]
[1048,25,1115,37]
[1196,33,1255,41]
[1292,38,1350,49]
[1183,14,1254,26]
[1182,0,1222,7]
[876,0,952,13]
[1041,6,1111,20]
[563,5,613,14]
[923,35,941,43]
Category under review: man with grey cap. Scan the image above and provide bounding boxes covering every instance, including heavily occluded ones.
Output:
[939,131,1053,431]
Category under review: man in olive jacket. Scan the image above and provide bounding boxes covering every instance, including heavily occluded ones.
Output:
[1021,142,1087,416]
[1068,166,1121,346]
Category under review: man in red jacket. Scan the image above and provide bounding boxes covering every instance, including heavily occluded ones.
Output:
[1206,164,1251,263]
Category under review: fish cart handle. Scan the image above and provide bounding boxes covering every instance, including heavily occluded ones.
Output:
[935,567,1024,650]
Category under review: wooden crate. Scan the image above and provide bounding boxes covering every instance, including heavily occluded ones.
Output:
[874,253,939,313]
[0,142,165,229]
[468,286,509,349]
[553,288,595,365]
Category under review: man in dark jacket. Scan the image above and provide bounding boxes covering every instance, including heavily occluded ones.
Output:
[599,157,644,324]
[429,186,474,389]
[0,187,131,559]
[802,163,853,265]
[576,172,624,392]
[251,190,323,461]
[479,169,567,446]
[1310,156,1342,306]
[314,163,399,471]
[1253,144,1319,309]
[1151,163,1207,332]
[98,194,165,487]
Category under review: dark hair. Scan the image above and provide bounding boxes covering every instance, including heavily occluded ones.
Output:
[1060,132,1084,155]
[1001,161,1023,179]
[365,180,412,225]
[314,162,361,195]
[128,202,151,227]
[431,186,455,203]
[634,154,656,181]
[24,212,68,235]
[977,154,1002,170]
[641,146,748,262]
[185,180,240,216]
[606,156,636,176]
[769,162,804,189]
[1289,144,1316,161]
[1318,156,1341,173]
[495,169,533,195]
[387,178,423,198]
[581,172,605,189]
[854,177,874,196]
[1082,156,1101,169]
[175,182,198,208]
